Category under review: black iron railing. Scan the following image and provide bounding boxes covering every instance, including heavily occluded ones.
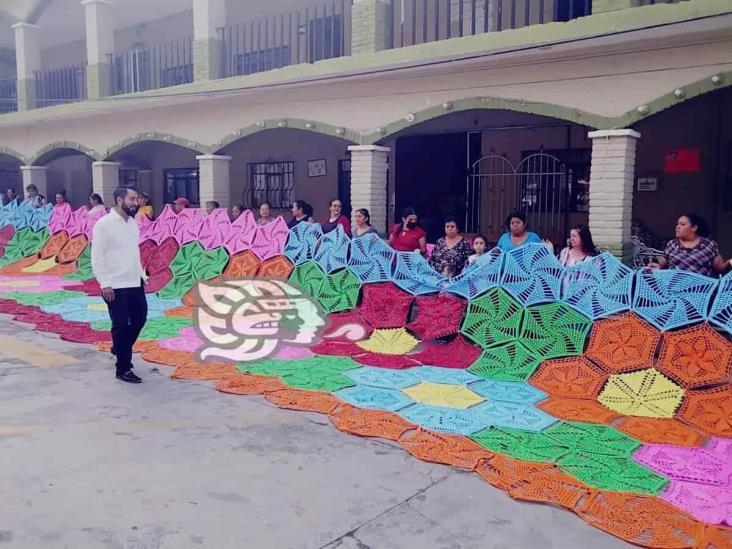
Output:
[35,63,87,108]
[391,0,591,48]
[0,77,17,113]
[109,37,193,95]
[219,1,352,78]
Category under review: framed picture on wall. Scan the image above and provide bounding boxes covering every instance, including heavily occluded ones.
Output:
[308,159,327,177]
[637,176,659,192]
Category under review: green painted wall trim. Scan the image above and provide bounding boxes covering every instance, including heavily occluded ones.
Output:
[30,141,103,166]
[367,70,732,143]
[211,119,359,153]
[105,133,208,159]
[0,0,728,127]
[0,145,28,164]
[11,70,732,162]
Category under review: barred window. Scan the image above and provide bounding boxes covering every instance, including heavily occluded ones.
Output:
[245,162,295,209]
[164,168,199,205]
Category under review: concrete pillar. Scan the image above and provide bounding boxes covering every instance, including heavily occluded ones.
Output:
[348,145,389,235]
[82,0,115,98]
[92,161,120,205]
[351,0,392,55]
[197,154,231,206]
[12,23,42,111]
[587,129,641,263]
[20,166,48,200]
[193,0,227,81]
[593,0,639,14]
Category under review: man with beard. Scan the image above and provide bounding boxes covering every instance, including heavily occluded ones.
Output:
[91,186,148,383]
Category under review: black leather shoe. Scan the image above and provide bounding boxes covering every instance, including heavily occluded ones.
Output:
[116,370,141,383]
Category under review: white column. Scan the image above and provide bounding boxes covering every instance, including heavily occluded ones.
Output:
[20,166,48,199]
[193,0,227,81]
[348,145,390,235]
[12,23,42,111]
[587,129,641,263]
[82,0,115,98]
[197,154,231,206]
[92,161,120,205]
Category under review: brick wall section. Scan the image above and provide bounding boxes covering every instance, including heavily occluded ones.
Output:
[588,129,641,263]
[197,154,231,206]
[92,162,121,205]
[352,0,392,55]
[348,145,390,235]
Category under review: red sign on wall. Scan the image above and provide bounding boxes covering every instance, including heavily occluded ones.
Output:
[664,148,700,173]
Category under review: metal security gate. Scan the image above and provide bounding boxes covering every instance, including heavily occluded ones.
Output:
[466,152,572,244]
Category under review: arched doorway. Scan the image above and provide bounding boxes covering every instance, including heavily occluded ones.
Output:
[216,128,356,220]
[107,141,203,212]
[34,148,94,208]
[380,109,591,244]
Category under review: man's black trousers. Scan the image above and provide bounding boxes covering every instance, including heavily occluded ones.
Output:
[105,284,148,374]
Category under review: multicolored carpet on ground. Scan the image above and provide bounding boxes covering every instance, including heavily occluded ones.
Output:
[1,199,731,547]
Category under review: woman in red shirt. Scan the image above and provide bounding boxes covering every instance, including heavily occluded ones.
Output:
[389,207,427,254]
[321,198,352,237]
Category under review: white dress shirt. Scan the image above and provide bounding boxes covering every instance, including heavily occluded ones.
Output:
[91,208,147,289]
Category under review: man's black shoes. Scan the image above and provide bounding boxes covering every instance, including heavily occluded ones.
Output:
[116,370,142,384]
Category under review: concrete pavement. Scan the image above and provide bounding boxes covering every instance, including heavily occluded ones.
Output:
[0,314,632,549]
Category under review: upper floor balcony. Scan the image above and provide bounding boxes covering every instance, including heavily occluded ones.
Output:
[0,0,694,115]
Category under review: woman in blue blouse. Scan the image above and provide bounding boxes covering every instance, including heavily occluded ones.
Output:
[497,211,542,251]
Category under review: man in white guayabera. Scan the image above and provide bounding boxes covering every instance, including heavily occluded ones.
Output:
[91,186,148,384]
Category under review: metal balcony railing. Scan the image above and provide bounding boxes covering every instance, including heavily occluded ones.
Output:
[391,0,591,48]
[218,1,352,78]
[0,77,17,113]
[35,63,87,108]
[108,37,193,95]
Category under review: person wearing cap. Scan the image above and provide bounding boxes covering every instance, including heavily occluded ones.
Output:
[173,197,189,214]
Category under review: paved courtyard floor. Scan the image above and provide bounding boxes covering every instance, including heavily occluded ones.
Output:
[0,314,632,549]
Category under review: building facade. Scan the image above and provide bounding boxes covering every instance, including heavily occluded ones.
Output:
[0,0,730,260]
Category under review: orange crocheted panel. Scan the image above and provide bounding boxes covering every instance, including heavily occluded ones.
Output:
[615,417,707,447]
[39,231,69,260]
[398,429,493,470]
[508,466,591,511]
[172,363,238,380]
[57,234,88,264]
[216,373,287,395]
[264,389,342,415]
[475,453,557,492]
[538,398,620,424]
[0,256,39,274]
[258,256,294,279]
[657,324,732,389]
[328,403,415,441]
[585,313,661,373]
[575,491,705,547]
[223,250,260,278]
[679,385,732,437]
[531,356,607,399]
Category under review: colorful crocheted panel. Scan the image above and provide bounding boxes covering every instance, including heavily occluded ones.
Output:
[1,208,731,549]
